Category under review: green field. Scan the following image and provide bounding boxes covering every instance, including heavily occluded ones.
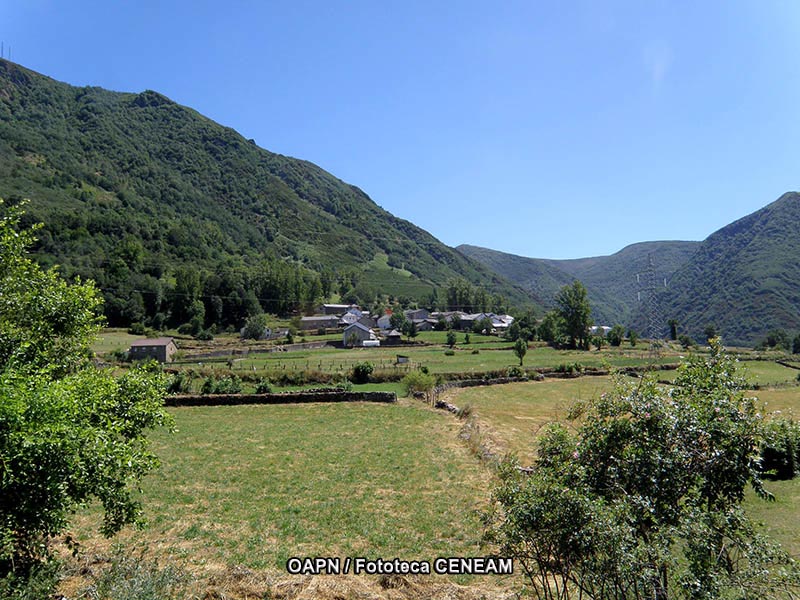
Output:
[91,328,143,355]
[72,400,493,576]
[744,477,800,558]
[175,343,682,383]
[655,359,800,389]
[751,386,800,415]
[79,330,800,596]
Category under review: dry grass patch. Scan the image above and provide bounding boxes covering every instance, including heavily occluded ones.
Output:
[754,386,800,415]
[445,377,614,464]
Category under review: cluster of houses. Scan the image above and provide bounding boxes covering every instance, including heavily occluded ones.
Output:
[125,304,518,360]
[300,304,515,348]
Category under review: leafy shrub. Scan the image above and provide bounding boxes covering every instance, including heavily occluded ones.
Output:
[214,375,242,394]
[255,378,273,394]
[761,418,800,480]
[176,323,194,335]
[200,376,216,394]
[402,370,436,397]
[199,374,242,394]
[241,314,269,340]
[472,349,480,355]
[194,329,213,341]
[350,362,374,384]
[166,372,192,394]
[444,349,455,356]
[128,322,147,335]
[0,560,61,600]
[456,403,473,419]
[446,330,457,348]
[507,366,524,378]
[487,341,797,598]
[607,324,625,347]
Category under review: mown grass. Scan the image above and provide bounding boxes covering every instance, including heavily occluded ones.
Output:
[71,400,492,574]
[742,360,800,387]
[653,359,800,388]
[751,386,800,415]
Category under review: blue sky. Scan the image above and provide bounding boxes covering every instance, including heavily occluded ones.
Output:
[3,1,800,259]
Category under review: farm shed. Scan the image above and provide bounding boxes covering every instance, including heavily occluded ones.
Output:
[300,315,340,330]
[129,337,177,363]
[343,322,378,347]
[319,303,358,316]
[383,329,403,346]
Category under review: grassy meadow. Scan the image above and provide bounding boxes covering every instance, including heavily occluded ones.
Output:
[71,400,494,577]
[166,342,683,391]
[79,328,800,595]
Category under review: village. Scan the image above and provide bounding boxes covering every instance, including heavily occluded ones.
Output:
[125,303,519,362]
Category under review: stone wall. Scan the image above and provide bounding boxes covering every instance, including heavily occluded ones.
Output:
[167,390,396,407]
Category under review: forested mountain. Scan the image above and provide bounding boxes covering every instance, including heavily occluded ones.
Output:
[662,192,800,346]
[459,241,699,326]
[464,192,800,346]
[0,59,532,329]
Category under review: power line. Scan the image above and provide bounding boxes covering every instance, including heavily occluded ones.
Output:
[636,253,666,352]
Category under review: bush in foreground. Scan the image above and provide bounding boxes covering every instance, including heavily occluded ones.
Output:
[486,339,800,599]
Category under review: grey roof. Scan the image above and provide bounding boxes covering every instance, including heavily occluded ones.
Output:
[301,315,339,321]
[344,322,372,333]
[130,337,175,347]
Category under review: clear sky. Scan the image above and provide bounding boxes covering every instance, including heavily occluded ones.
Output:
[3,1,800,259]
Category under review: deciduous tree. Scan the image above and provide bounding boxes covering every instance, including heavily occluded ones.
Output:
[513,338,527,366]
[0,202,171,586]
[555,281,592,350]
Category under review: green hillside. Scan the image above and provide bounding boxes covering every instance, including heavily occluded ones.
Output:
[456,244,574,307]
[663,192,800,346]
[0,59,532,328]
[459,241,699,326]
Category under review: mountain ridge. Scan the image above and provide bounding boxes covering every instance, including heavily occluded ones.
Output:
[461,192,800,346]
[458,240,700,326]
[0,58,533,328]
[662,191,800,345]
